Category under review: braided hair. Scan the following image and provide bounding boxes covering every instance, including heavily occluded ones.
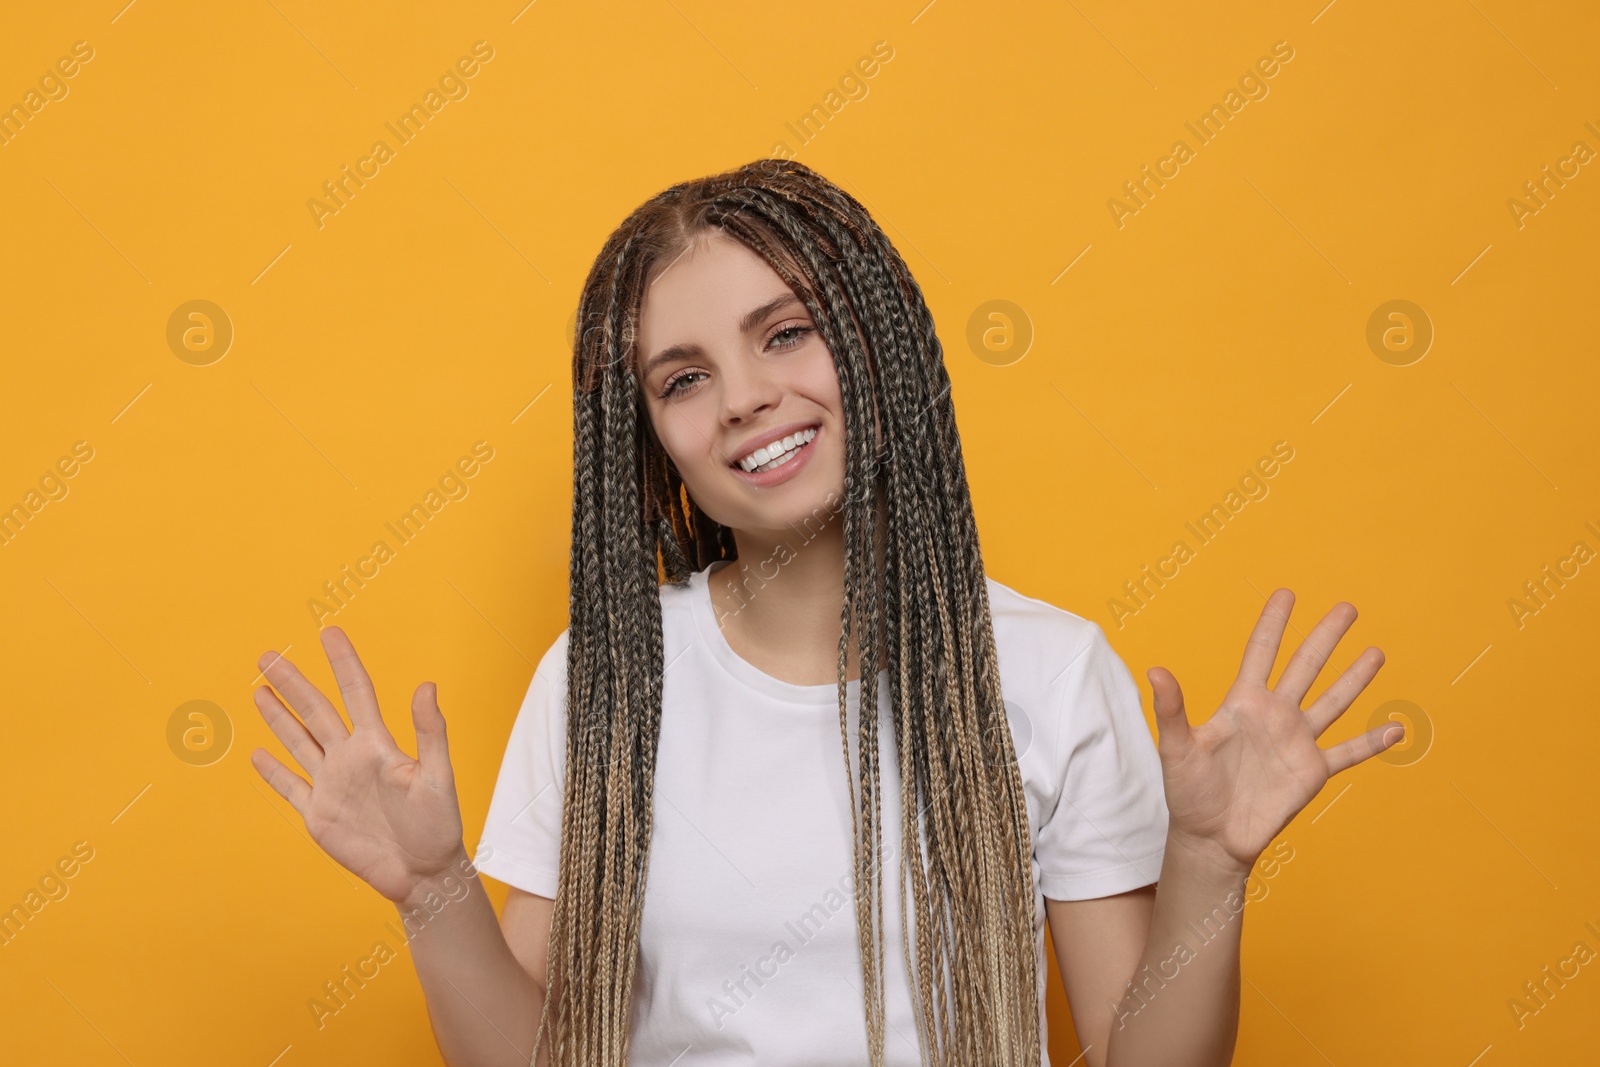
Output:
[536,158,1038,1066]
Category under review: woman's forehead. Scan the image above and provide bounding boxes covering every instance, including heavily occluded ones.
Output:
[639,248,800,342]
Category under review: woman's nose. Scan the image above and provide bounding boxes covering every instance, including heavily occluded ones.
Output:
[718,357,783,423]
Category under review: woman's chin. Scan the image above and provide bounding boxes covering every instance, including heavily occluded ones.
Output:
[714,488,846,542]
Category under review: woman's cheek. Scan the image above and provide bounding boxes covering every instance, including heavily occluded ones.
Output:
[799,344,843,398]
[659,405,720,476]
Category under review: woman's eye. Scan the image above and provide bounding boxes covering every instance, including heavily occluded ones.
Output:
[769,325,814,350]
[659,370,706,399]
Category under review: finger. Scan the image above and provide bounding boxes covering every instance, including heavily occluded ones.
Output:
[413,682,455,790]
[1303,646,1386,738]
[1146,666,1192,758]
[253,684,326,778]
[250,747,312,816]
[320,626,391,737]
[258,648,351,749]
[1323,720,1404,777]
[1275,601,1358,707]
[1237,589,1294,688]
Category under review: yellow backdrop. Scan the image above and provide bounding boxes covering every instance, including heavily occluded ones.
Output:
[2,1,1596,1064]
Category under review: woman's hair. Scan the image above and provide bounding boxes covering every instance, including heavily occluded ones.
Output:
[538,158,1038,1066]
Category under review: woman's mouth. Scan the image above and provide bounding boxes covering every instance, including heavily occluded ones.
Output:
[730,426,820,486]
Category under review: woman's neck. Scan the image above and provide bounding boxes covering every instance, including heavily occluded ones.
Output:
[709,495,886,686]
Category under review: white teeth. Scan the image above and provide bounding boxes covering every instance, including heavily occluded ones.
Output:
[738,427,817,473]
[752,449,799,474]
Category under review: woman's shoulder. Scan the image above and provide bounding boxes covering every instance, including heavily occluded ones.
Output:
[529,576,697,687]
[533,626,570,681]
[980,572,1139,735]
[982,572,1107,669]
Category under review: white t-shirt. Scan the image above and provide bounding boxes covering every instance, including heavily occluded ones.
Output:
[476,562,1169,1066]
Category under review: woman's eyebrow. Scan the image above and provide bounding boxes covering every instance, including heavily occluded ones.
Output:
[639,293,804,380]
[737,293,803,334]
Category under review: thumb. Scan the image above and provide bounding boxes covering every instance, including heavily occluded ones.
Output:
[1146,665,1192,757]
[412,681,455,788]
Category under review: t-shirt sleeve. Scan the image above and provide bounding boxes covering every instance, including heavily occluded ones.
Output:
[1034,622,1169,901]
[474,629,569,899]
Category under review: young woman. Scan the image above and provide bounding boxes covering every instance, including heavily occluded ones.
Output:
[250,159,1400,1067]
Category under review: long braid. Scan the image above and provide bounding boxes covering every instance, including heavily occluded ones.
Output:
[537,159,1039,1067]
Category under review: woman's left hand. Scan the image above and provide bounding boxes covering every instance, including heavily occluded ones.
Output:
[1146,588,1400,877]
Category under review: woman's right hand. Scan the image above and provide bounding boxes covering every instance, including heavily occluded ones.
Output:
[250,626,469,906]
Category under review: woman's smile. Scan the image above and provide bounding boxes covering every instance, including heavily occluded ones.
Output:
[729,424,821,487]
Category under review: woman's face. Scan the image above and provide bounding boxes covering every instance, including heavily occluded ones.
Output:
[635,231,846,537]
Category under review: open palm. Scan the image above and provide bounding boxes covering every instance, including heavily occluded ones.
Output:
[250,626,466,904]
[1147,589,1401,875]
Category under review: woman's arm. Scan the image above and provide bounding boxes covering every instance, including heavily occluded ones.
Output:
[402,853,553,1067]
[249,627,555,1067]
[1047,839,1249,1067]
[1049,590,1397,1067]
[1046,885,1156,1067]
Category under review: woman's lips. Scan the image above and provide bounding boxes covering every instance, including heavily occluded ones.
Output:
[730,426,820,488]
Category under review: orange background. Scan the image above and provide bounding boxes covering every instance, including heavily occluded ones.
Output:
[2,1,1597,1064]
